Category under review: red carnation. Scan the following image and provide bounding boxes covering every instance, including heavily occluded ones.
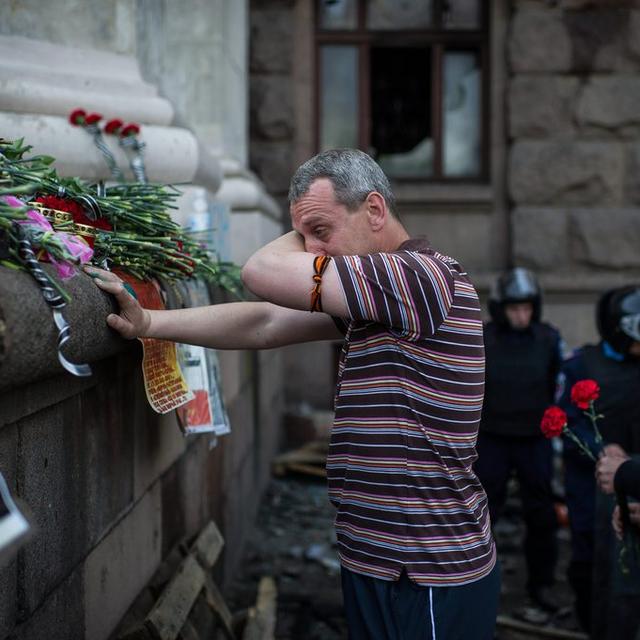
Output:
[540,406,567,439]
[34,195,113,236]
[69,108,86,125]
[570,379,600,410]
[104,118,124,135]
[120,123,141,137]
[84,112,103,125]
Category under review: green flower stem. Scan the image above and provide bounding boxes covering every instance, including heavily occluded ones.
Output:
[1,139,242,294]
[563,427,597,462]
[0,184,40,196]
[585,402,604,445]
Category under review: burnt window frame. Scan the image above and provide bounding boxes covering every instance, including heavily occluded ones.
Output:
[314,0,490,183]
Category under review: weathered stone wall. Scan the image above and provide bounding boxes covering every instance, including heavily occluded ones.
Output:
[248,0,513,408]
[249,0,297,213]
[0,1,286,638]
[508,0,640,277]
[0,285,283,639]
[248,0,640,374]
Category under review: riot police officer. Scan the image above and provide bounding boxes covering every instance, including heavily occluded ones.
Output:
[558,285,640,637]
[475,268,563,613]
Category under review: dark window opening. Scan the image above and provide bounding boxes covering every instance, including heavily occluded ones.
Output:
[371,47,432,178]
[315,0,489,182]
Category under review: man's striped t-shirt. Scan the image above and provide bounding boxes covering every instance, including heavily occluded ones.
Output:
[329,238,496,586]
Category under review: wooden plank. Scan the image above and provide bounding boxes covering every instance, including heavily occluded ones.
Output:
[496,615,589,640]
[255,577,277,631]
[272,441,329,477]
[242,576,277,640]
[145,554,206,640]
[204,575,236,640]
[191,520,225,569]
[118,627,153,640]
[177,620,199,640]
[286,462,326,478]
[242,608,259,640]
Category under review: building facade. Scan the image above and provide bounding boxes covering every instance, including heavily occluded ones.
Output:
[249,0,640,409]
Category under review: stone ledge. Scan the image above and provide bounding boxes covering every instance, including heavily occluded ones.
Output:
[0,35,173,125]
[218,156,281,220]
[392,181,495,207]
[0,34,223,197]
[473,271,640,294]
[0,264,129,392]
[0,112,200,184]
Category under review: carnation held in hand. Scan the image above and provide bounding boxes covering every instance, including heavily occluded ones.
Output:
[540,406,567,439]
[570,379,600,410]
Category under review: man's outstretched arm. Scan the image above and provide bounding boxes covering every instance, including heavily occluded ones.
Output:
[86,266,342,349]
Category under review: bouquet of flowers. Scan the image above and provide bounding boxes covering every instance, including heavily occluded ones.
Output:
[540,379,603,460]
[0,137,241,293]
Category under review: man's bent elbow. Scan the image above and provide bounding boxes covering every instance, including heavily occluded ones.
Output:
[241,257,265,298]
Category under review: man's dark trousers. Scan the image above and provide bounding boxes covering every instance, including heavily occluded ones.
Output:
[341,563,500,639]
[474,432,557,590]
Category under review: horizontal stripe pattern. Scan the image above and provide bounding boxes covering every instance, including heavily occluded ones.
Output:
[331,241,495,586]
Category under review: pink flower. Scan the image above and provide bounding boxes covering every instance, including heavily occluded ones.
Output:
[50,234,93,278]
[12,201,93,279]
[2,195,28,209]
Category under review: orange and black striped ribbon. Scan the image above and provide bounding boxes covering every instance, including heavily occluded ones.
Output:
[310,255,332,313]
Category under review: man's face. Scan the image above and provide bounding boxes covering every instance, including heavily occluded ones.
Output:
[504,302,534,330]
[290,178,374,257]
[629,341,640,357]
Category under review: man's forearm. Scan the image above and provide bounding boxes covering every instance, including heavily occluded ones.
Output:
[145,300,341,349]
[145,302,274,350]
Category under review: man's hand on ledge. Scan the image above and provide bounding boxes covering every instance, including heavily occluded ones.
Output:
[84,266,151,340]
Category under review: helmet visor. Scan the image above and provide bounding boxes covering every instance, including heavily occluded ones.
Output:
[501,268,539,301]
[621,314,640,342]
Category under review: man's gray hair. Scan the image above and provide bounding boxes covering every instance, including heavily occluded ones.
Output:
[288,148,397,216]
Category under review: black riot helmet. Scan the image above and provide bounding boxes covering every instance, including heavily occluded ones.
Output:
[596,285,640,355]
[489,268,542,325]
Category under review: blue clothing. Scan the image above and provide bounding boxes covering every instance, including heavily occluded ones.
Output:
[341,563,500,640]
[556,349,599,548]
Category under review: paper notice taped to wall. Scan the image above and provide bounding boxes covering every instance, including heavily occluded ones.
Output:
[175,345,231,437]
[176,344,214,434]
[116,271,193,414]
[172,279,231,438]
